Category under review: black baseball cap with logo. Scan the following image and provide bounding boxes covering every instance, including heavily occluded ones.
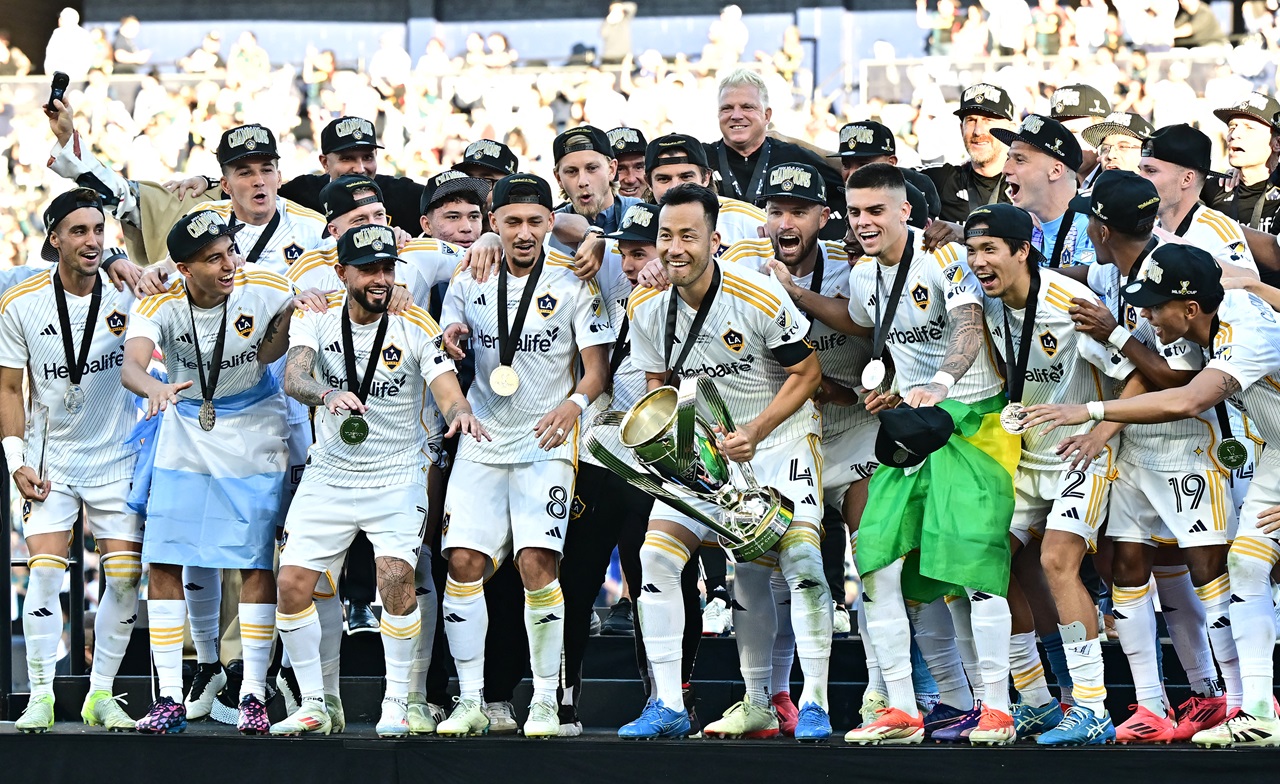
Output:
[964,203,1047,266]
[1069,170,1159,234]
[420,170,491,216]
[875,405,956,469]
[491,173,555,212]
[321,116,383,155]
[607,127,648,157]
[320,175,385,222]
[829,121,896,159]
[1081,112,1155,149]
[645,133,711,172]
[1141,124,1224,178]
[553,125,614,164]
[954,83,1016,122]
[1050,84,1111,121]
[758,163,827,207]
[216,123,279,167]
[1121,244,1223,309]
[167,209,243,264]
[991,114,1084,172]
[1213,92,1280,132]
[455,139,519,177]
[41,188,105,262]
[337,224,400,267]
[605,202,661,244]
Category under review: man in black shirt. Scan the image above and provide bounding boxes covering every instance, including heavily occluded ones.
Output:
[920,83,1018,225]
[828,120,941,221]
[1203,93,1280,234]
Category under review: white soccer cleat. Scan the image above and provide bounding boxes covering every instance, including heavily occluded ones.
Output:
[436,697,490,737]
[524,698,560,739]
[702,597,732,636]
[376,698,410,738]
[484,700,518,735]
[325,694,346,734]
[183,662,227,720]
[269,697,332,736]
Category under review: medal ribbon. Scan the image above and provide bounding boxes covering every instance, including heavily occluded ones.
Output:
[608,315,631,379]
[185,291,229,405]
[717,139,772,202]
[1206,315,1236,442]
[663,264,722,384]
[52,270,102,390]
[1001,266,1041,404]
[1047,210,1076,268]
[496,252,546,371]
[341,300,390,404]
[869,230,915,364]
[229,209,282,266]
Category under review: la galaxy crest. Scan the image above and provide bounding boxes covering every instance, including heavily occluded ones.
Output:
[537,292,558,318]
[382,344,403,371]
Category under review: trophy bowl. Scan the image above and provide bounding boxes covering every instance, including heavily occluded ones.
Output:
[621,386,731,497]
[722,489,794,562]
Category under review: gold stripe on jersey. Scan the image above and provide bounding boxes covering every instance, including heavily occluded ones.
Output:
[721,239,773,263]
[284,202,325,222]
[723,270,782,310]
[0,272,51,311]
[718,198,766,220]
[931,244,960,266]
[1213,321,1233,351]
[1197,210,1240,242]
[1207,472,1227,532]
[723,282,778,317]
[1084,473,1107,530]
[402,307,444,337]
[1191,415,1227,474]
[239,270,293,293]
[136,282,187,319]
[287,248,338,281]
[626,285,663,319]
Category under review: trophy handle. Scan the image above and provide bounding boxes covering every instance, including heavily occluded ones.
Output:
[673,378,698,476]
[695,376,763,488]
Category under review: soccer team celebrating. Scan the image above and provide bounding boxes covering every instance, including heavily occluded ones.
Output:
[7,66,1280,748]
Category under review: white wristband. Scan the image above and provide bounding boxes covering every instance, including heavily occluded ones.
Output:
[2,436,25,469]
[1086,401,1106,421]
[1107,325,1131,350]
[930,371,956,390]
[569,392,590,412]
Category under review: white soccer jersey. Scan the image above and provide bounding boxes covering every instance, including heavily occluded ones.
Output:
[285,244,432,309]
[290,294,455,488]
[1087,251,1227,472]
[581,246,646,469]
[441,249,615,465]
[714,196,768,256]
[1161,204,1257,274]
[629,263,821,450]
[720,238,874,438]
[128,268,295,400]
[847,234,1004,404]
[399,237,466,292]
[1207,290,1280,448]
[984,271,1134,470]
[0,269,137,485]
[188,197,327,275]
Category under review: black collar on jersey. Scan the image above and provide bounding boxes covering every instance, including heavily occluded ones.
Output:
[717,138,771,202]
[1047,210,1076,268]
[341,301,390,403]
[664,263,722,384]
[185,291,229,405]
[229,209,282,266]
[1001,266,1041,404]
[496,252,546,370]
[870,230,916,364]
[1172,204,1199,237]
[609,315,630,380]
[52,270,102,389]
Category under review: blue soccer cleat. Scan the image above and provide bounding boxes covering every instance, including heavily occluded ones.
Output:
[1036,705,1115,746]
[1013,698,1063,738]
[618,698,691,740]
[794,702,832,743]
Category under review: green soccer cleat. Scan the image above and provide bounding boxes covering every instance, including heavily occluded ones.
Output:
[16,694,55,734]
[82,691,135,731]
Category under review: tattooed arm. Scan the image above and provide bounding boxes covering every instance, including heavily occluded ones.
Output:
[283,345,366,413]
[902,302,985,408]
[1021,368,1242,434]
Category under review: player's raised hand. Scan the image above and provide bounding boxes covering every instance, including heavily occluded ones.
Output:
[292,288,331,313]
[637,258,669,291]
[463,234,502,283]
[386,285,413,315]
[573,233,605,281]
[442,323,469,360]
[163,176,211,201]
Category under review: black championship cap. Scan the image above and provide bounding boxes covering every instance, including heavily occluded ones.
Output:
[605,202,660,244]
[553,125,614,163]
[1212,92,1280,132]
[1121,244,1223,309]
[645,133,711,172]
[1068,170,1159,234]
[991,114,1084,172]
[420,170,491,215]
[875,405,956,469]
[320,174,385,222]
[337,223,400,267]
[320,116,383,155]
[954,83,1016,122]
[216,123,279,167]
[1081,112,1156,149]
[829,121,896,159]
[607,127,648,157]
[1050,84,1111,121]
[964,203,1047,265]
[167,209,242,264]
[455,139,519,177]
[491,173,554,211]
[905,180,929,230]
[759,162,827,206]
[1141,124,1224,178]
[41,187,105,262]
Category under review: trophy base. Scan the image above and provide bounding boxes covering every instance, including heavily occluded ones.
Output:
[719,494,794,563]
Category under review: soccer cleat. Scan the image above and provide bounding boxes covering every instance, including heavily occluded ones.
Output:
[618,698,691,739]
[600,598,635,636]
[436,697,490,737]
[703,699,781,739]
[859,691,889,727]
[1115,705,1175,744]
[376,698,410,738]
[832,603,851,639]
[843,707,925,745]
[968,706,1016,746]
[1013,698,1063,738]
[16,694,55,734]
[772,691,799,736]
[345,601,379,634]
[82,690,134,731]
[484,700,518,735]
[136,696,188,735]
[558,704,583,737]
[237,695,271,735]
[325,694,347,734]
[1171,694,1226,742]
[794,702,832,742]
[524,698,560,739]
[588,609,602,637]
[275,666,302,716]
[269,698,332,736]
[702,597,732,636]
[683,684,703,738]
[1036,705,1115,746]
[407,693,437,735]
[923,702,972,736]
[184,662,227,720]
[1193,709,1280,748]
[931,706,982,742]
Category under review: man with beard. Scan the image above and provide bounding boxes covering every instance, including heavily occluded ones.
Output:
[609,127,651,201]
[920,83,1018,225]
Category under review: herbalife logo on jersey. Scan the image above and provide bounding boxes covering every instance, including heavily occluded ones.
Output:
[1025,362,1064,384]
[43,346,124,380]
[887,315,945,345]
[335,117,374,141]
[324,371,407,397]
[476,326,562,353]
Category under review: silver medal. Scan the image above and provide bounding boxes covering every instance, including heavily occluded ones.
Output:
[861,359,886,390]
[1000,402,1026,434]
[63,383,85,414]
[199,400,217,431]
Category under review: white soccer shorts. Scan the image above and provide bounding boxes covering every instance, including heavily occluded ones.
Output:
[1009,466,1111,552]
[821,420,878,508]
[1108,463,1234,548]
[1237,449,1280,543]
[441,458,576,560]
[22,477,141,544]
[280,478,429,577]
[1226,437,1258,513]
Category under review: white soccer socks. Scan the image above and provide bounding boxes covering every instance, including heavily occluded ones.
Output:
[1153,565,1219,698]
[731,559,777,707]
[442,576,487,701]
[862,558,918,716]
[779,526,832,710]
[182,565,222,666]
[380,609,422,702]
[1226,537,1280,718]
[23,555,67,699]
[524,581,565,704]
[1111,581,1165,715]
[149,599,188,701]
[909,597,972,711]
[1060,620,1107,716]
[1009,630,1053,707]
[1192,572,1240,708]
[636,530,690,708]
[315,592,344,697]
[963,588,1011,714]
[769,565,796,698]
[239,603,276,700]
[92,552,141,693]
[276,604,324,700]
[410,548,437,699]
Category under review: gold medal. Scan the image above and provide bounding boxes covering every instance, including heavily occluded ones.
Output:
[490,365,520,396]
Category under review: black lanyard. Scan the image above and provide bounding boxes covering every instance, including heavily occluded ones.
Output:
[1001,268,1041,403]
[185,292,229,404]
[717,139,771,202]
[52,270,102,388]
[341,302,390,403]
[1110,238,1158,324]
[803,248,824,295]
[1251,186,1278,230]
[664,264,722,383]
[496,253,546,370]
[229,209,282,266]
[1047,210,1076,268]
[608,316,631,379]
[870,230,915,362]
[1206,315,1235,440]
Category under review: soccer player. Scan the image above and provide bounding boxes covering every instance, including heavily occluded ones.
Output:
[435,173,614,738]
[608,127,651,200]
[419,170,492,250]
[645,133,767,252]
[122,210,319,734]
[1204,93,1280,234]
[619,183,831,741]
[1022,243,1280,747]
[1,190,142,732]
[549,126,641,255]
[270,222,485,737]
